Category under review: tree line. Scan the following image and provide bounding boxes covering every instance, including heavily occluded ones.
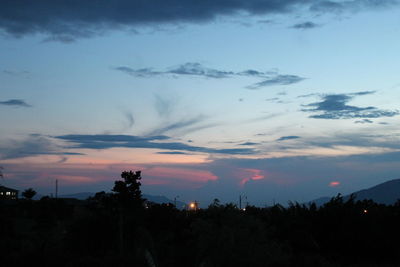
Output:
[1,170,400,266]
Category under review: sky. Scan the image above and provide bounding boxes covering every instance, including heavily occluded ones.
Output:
[1,0,400,206]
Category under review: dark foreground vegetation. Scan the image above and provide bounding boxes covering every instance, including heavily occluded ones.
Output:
[2,171,400,267]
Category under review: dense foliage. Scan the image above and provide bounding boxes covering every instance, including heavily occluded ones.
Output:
[1,171,400,266]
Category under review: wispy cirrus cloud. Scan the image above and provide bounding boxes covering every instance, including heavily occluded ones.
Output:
[1,0,397,42]
[114,62,305,89]
[302,91,399,119]
[246,74,306,89]
[146,115,211,136]
[154,94,176,118]
[0,99,31,107]
[302,132,400,151]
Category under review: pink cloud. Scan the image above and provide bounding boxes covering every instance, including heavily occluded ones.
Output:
[238,168,265,186]
[329,181,340,187]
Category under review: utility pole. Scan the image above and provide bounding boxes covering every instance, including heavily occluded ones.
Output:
[174,195,179,208]
[55,179,58,199]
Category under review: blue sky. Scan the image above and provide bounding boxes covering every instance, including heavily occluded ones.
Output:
[1,0,400,205]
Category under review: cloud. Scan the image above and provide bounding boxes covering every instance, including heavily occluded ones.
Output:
[114,62,305,89]
[291,21,320,29]
[168,62,234,78]
[113,66,161,77]
[123,111,135,130]
[277,136,300,141]
[302,92,399,119]
[258,19,275,24]
[55,134,257,155]
[114,62,266,79]
[239,142,259,146]
[238,69,270,77]
[303,132,400,151]
[244,113,282,123]
[297,93,318,98]
[355,119,373,124]
[1,0,397,41]
[0,135,84,160]
[0,99,31,107]
[329,181,340,187]
[147,115,209,135]
[310,0,397,13]
[157,151,188,155]
[247,74,305,89]
[154,94,176,118]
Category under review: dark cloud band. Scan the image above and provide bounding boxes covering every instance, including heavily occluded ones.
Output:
[1,0,396,41]
[56,134,257,155]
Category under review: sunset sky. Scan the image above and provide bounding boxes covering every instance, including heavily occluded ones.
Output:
[1,0,400,206]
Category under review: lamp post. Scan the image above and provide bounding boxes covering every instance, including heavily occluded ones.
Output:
[239,194,247,210]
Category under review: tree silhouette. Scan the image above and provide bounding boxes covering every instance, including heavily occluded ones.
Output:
[22,188,37,199]
[112,170,145,207]
[112,170,146,257]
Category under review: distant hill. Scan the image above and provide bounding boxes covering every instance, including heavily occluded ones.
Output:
[59,192,94,199]
[350,179,400,205]
[310,179,400,206]
[50,192,186,207]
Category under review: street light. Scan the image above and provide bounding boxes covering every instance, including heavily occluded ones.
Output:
[189,201,198,211]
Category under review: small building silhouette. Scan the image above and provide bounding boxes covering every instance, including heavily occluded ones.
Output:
[0,186,18,200]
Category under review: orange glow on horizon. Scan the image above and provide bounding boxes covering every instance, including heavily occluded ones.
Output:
[0,147,210,165]
[142,167,218,183]
[1,160,218,189]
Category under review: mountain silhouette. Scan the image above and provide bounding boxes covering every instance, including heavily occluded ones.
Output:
[310,178,400,206]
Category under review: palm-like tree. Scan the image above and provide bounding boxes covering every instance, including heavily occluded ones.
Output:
[22,188,37,200]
